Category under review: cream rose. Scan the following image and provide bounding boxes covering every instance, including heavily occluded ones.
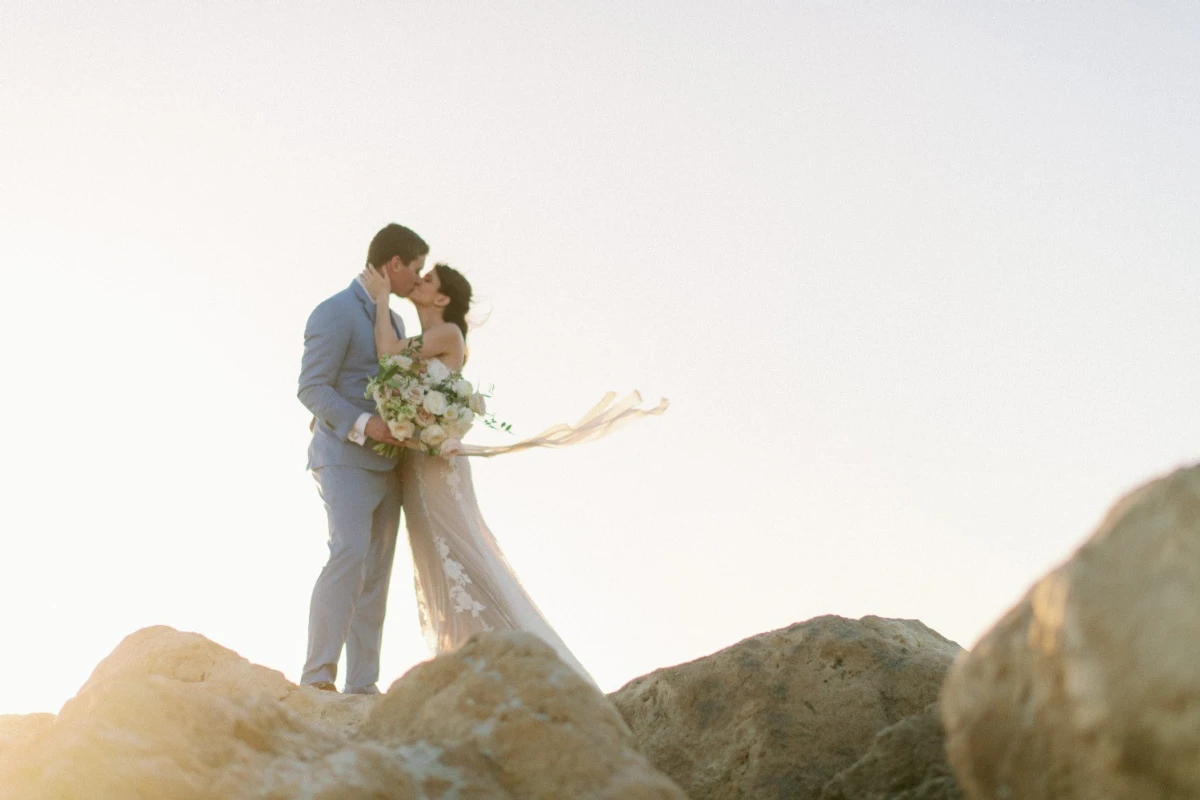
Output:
[386,354,413,370]
[453,378,473,397]
[426,359,451,382]
[415,408,435,428]
[420,424,448,448]
[469,392,487,415]
[403,385,425,405]
[422,390,448,416]
[387,419,415,441]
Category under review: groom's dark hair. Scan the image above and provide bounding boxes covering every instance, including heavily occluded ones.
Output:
[367,224,429,268]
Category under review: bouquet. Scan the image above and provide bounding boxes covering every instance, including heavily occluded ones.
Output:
[364,339,508,458]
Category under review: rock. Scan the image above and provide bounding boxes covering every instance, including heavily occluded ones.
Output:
[358,632,687,799]
[0,626,685,799]
[820,703,963,800]
[611,615,962,800]
[78,625,378,738]
[941,464,1200,800]
[0,713,54,759]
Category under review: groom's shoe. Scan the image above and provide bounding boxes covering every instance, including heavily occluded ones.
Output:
[306,681,338,692]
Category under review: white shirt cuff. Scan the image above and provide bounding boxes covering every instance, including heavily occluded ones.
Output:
[349,412,371,445]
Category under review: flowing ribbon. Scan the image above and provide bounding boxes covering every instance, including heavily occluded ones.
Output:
[458,391,669,458]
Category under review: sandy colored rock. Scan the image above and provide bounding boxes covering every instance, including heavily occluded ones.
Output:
[0,713,54,759]
[820,703,962,800]
[611,615,962,800]
[360,631,687,799]
[0,626,685,799]
[941,464,1200,799]
[79,625,378,737]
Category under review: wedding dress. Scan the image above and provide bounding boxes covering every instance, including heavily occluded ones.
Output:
[402,450,599,686]
[400,370,667,689]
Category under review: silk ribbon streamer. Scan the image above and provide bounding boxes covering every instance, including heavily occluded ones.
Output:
[458,391,669,458]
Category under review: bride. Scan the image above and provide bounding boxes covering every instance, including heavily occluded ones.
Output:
[358,263,599,686]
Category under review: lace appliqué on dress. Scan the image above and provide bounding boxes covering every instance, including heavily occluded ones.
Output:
[445,459,466,502]
[435,535,493,630]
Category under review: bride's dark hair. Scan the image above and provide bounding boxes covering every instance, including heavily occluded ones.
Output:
[434,262,472,340]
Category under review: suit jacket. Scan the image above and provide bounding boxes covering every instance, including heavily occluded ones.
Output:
[299,280,405,471]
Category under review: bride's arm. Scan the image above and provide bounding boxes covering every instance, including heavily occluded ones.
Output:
[359,267,465,363]
[360,267,414,356]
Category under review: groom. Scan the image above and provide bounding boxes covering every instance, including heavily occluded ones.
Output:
[298,223,427,693]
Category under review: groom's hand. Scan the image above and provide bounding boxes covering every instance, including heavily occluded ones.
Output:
[364,414,404,446]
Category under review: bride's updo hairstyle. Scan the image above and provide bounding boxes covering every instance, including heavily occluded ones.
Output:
[433,262,472,340]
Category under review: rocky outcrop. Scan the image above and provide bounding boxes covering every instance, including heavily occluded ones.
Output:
[0,713,54,760]
[820,703,962,800]
[611,615,962,800]
[0,627,685,799]
[78,625,379,736]
[941,464,1200,799]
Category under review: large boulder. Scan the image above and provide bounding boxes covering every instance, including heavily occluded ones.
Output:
[610,615,962,800]
[820,703,963,800]
[78,625,379,737]
[941,464,1200,799]
[0,714,54,760]
[358,632,686,799]
[0,627,686,799]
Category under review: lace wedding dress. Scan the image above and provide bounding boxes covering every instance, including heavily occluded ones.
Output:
[400,379,668,690]
[402,450,599,686]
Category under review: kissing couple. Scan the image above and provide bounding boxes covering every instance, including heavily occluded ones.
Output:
[297,223,664,694]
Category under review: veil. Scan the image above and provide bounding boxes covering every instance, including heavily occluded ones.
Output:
[459,391,669,458]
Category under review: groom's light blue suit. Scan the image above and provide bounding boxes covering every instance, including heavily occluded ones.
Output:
[299,279,405,692]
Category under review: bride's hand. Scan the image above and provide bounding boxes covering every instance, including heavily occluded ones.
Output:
[359,265,390,301]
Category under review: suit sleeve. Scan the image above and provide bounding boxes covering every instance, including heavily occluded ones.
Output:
[298,300,367,442]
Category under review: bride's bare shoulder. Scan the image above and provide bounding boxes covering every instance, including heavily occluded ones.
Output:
[426,321,465,345]
[423,322,466,366]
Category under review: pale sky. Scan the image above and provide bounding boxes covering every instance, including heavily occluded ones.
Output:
[1,2,1198,716]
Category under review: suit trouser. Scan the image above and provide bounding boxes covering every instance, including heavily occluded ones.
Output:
[302,464,402,691]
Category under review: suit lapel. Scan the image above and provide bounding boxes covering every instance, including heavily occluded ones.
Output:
[351,279,376,322]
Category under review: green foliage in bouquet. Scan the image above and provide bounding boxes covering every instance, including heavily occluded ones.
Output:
[364,338,510,459]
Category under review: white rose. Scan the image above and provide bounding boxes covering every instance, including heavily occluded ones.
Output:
[451,410,473,434]
[453,379,473,397]
[423,390,448,416]
[443,405,460,422]
[387,419,415,441]
[427,359,451,382]
[386,354,413,370]
[420,424,448,448]
[403,385,425,405]
[446,419,472,440]
[469,393,487,415]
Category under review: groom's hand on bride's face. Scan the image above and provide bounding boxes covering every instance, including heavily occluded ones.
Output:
[365,414,404,446]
